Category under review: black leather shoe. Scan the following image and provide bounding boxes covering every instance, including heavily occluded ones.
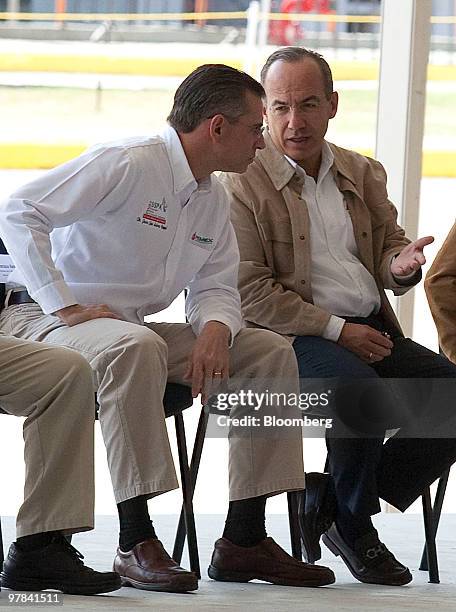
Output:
[322,524,412,586]
[1,535,121,595]
[299,472,336,563]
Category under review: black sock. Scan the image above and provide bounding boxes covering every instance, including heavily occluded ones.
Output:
[335,507,375,547]
[222,495,267,547]
[117,495,157,551]
[16,531,56,551]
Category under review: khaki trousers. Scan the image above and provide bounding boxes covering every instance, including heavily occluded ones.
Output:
[0,304,305,504]
[0,332,95,538]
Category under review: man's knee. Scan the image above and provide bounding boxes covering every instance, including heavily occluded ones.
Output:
[239,328,293,352]
[236,328,298,375]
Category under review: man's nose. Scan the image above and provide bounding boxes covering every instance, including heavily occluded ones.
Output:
[288,108,305,130]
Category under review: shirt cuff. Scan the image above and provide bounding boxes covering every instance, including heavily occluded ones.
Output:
[322,315,346,342]
[31,280,78,315]
[192,315,243,348]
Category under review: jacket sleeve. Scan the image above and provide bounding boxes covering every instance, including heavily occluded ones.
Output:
[424,222,456,363]
[366,158,420,294]
[0,146,134,313]
[229,183,331,337]
[185,187,243,343]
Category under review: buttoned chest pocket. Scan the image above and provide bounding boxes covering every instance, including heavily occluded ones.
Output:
[259,220,295,275]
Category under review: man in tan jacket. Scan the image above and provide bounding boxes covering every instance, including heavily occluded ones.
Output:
[425,222,456,362]
[222,47,456,586]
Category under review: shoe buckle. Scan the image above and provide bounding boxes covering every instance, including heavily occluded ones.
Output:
[365,543,386,560]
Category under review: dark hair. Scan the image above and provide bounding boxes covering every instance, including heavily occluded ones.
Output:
[260,47,333,99]
[167,64,264,133]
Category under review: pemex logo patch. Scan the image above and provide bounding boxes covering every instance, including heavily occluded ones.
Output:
[191,231,214,247]
[137,198,168,230]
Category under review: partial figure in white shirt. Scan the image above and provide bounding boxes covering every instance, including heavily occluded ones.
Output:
[0,64,336,593]
[222,47,456,588]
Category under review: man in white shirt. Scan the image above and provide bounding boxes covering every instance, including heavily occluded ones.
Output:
[0,64,335,592]
[0,332,120,595]
[223,48,456,586]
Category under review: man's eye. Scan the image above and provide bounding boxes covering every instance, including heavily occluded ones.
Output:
[274,106,288,113]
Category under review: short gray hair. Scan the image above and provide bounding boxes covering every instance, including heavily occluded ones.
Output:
[260,47,333,99]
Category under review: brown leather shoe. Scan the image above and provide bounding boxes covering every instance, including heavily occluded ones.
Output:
[113,539,198,592]
[208,537,335,587]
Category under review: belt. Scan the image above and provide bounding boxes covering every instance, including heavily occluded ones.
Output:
[7,290,36,306]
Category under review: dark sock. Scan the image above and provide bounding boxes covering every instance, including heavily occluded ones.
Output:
[222,495,267,547]
[16,531,56,552]
[335,506,375,547]
[117,495,157,551]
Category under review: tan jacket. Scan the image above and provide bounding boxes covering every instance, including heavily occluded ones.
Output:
[221,135,417,339]
[425,222,456,362]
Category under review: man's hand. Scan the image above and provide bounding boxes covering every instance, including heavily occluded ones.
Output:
[54,304,122,327]
[338,322,394,363]
[391,236,434,277]
[184,321,231,404]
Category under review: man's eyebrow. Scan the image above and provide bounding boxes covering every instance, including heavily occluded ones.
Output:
[270,95,321,106]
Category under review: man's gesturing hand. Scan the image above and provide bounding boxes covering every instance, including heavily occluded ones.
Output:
[184,321,231,404]
[391,236,434,277]
[54,304,122,327]
[338,322,394,363]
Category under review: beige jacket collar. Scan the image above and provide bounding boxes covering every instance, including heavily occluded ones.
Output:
[257,132,361,197]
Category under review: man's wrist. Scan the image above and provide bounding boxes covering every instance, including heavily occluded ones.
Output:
[202,320,231,341]
[54,303,80,318]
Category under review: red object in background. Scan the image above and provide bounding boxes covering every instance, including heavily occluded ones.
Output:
[269,0,331,46]
[55,0,67,15]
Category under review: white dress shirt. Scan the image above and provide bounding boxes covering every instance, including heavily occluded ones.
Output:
[0,126,243,339]
[286,143,382,341]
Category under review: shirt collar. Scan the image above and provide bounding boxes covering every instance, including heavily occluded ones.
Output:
[257,132,357,191]
[284,141,334,184]
[160,125,212,198]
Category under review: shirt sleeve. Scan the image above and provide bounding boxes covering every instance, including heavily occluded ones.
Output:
[0,145,134,314]
[185,186,243,345]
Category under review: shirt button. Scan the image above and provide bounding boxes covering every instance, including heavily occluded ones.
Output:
[362,231,368,237]
[299,235,305,240]
[301,280,306,285]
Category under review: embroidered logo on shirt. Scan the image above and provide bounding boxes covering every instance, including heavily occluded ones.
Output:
[137,198,168,230]
[191,232,214,245]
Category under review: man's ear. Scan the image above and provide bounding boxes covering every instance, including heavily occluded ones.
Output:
[329,91,339,119]
[208,114,225,140]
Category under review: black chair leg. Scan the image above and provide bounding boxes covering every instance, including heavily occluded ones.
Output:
[0,516,4,572]
[287,491,302,561]
[173,406,209,568]
[174,411,201,579]
[421,487,440,583]
[420,467,450,581]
